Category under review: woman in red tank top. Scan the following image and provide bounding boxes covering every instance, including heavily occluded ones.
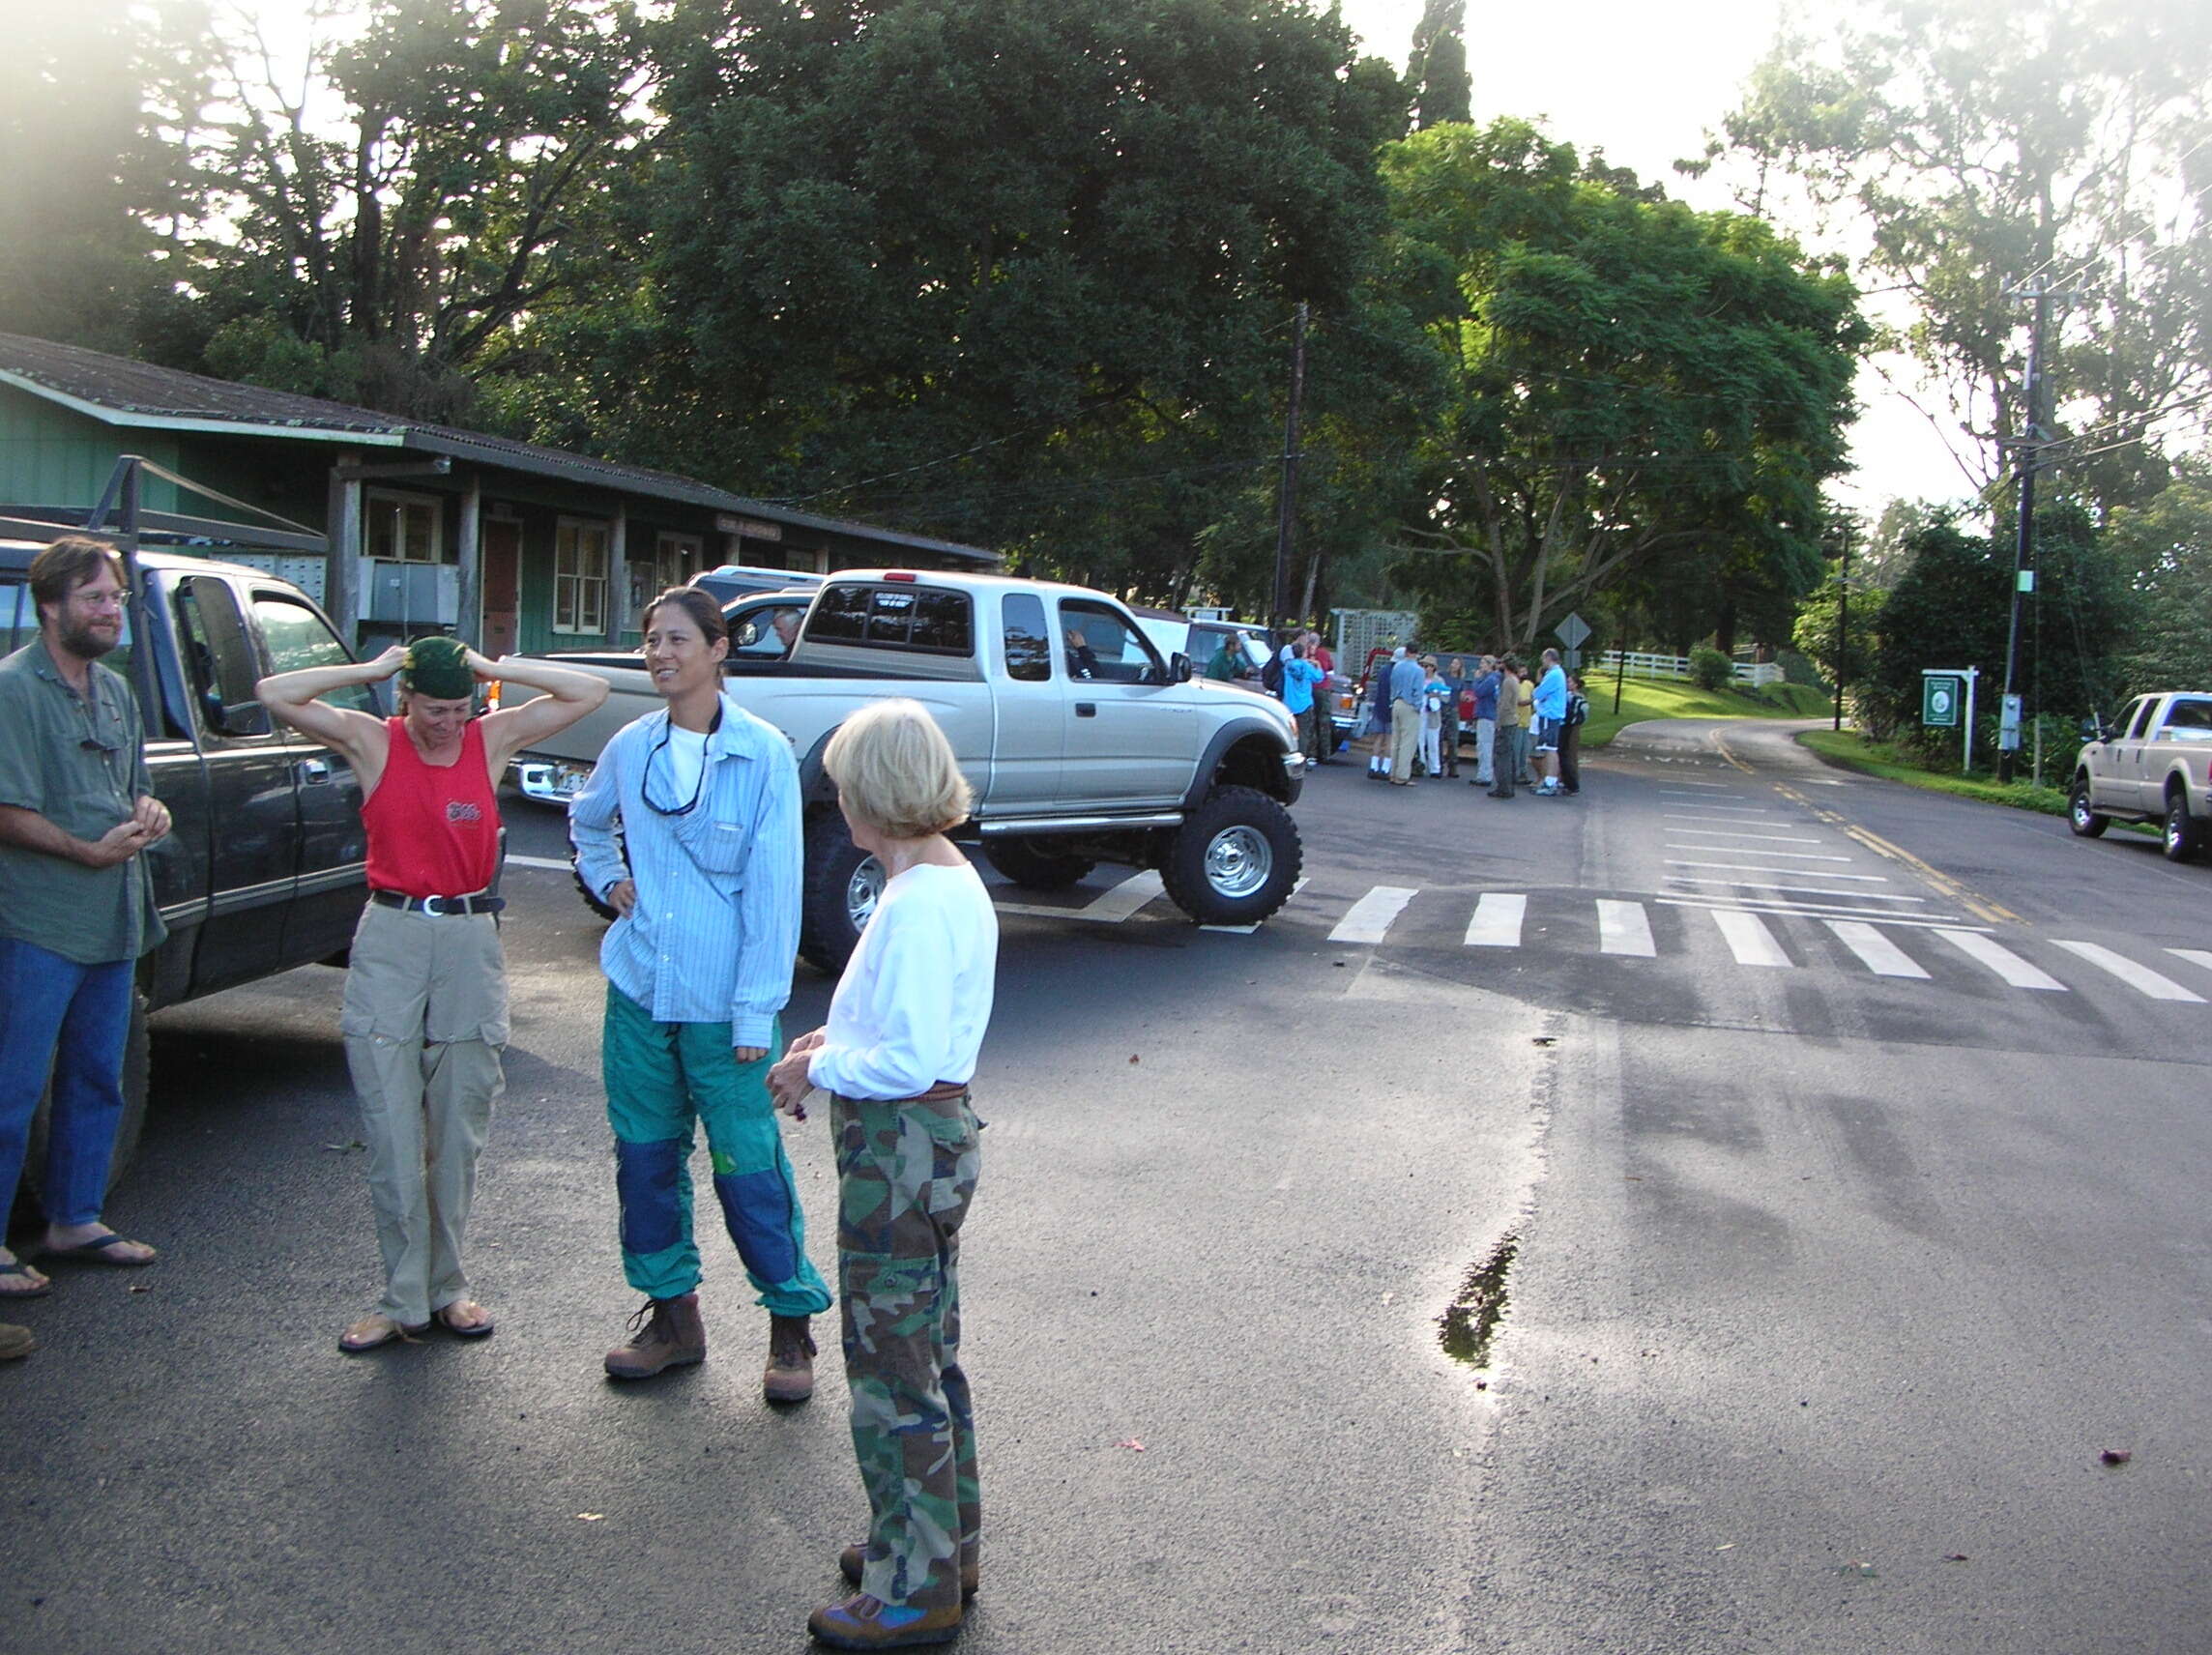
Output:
[258,635,607,1352]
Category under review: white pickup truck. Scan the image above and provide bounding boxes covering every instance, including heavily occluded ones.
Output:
[2070,691,2212,860]
[501,568,1307,968]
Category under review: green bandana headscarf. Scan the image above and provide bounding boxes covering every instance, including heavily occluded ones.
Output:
[400,635,476,701]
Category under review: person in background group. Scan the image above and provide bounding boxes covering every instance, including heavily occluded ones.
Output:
[570,588,832,1399]
[1387,646,1427,786]
[1280,640,1324,768]
[0,538,173,1353]
[1468,653,1500,790]
[1364,648,1397,779]
[1530,647,1569,797]
[1515,664,1537,784]
[258,633,609,1352]
[1440,656,1468,779]
[1489,657,1524,798]
[766,699,998,1652]
[1305,631,1337,762]
[1416,654,1446,779]
[1560,673,1589,797]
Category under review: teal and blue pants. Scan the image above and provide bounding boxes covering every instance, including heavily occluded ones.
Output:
[601,985,830,1316]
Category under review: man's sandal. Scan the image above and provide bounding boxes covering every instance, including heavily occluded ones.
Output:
[339,1314,430,1353]
[0,1261,52,1298]
[44,1234,156,1266]
[434,1300,495,1339]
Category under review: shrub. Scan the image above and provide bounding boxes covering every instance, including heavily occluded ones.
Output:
[1689,646,1732,690]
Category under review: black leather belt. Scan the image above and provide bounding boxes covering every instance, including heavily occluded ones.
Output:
[370,889,505,916]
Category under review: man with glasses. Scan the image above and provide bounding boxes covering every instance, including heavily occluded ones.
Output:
[258,633,608,1352]
[569,587,830,1399]
[0,538,172,1346]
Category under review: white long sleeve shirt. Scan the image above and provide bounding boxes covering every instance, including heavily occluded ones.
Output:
[807,860,998,1100]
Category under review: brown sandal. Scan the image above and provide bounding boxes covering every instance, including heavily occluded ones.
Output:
[339,1313,429,1353]
[435,1300,495,1338]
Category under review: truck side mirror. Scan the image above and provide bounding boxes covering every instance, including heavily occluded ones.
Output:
[1171,652,1193,683]
[219,700,273,738]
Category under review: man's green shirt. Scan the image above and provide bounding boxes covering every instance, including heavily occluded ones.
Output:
[0,638,166,964]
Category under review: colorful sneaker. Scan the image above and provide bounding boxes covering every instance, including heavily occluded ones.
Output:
[808,1593,963,1648]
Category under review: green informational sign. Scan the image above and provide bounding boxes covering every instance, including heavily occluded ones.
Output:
[1923,674,1963,727]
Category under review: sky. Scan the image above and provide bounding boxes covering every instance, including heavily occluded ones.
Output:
[1334,0,1985,515]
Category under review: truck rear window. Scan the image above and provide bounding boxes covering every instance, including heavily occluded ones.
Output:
[808,583,974,657]
[0,572,135,675]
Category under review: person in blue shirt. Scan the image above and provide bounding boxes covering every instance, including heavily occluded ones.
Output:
[1530,647,1570,796]
[1280,641,1324,765]
[1467,654,1501,788]
[1386,647,1428,785]
[571,586,831,1399]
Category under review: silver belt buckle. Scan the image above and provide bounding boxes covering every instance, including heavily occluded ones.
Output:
[422,894,450,916]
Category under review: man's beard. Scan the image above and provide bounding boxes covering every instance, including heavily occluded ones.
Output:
[58,617,120,659]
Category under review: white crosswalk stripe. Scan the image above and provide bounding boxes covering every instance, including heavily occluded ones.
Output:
[1328,886,1418,944]
[1711,909,1791,968]
[2050,941,2206,1002]
[1465,892,1527,947]
[2165,948,2212,977]
[1826,920,1930,978]
[1937,929,2067,990]
[1597,899,1656,957]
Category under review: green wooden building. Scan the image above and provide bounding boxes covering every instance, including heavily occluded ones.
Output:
[0,332,996,653]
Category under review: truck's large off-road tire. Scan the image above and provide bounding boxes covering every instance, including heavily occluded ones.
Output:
[2069,778,2109,838]
[982,836,1095,890]
[14,990,151,1227]
[572,823,626,921]
[800,812,887,974]
[2163,788,2202,862]
[1159,784,1302,927]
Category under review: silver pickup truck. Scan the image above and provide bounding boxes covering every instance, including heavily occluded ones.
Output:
[2070,691,2212,860]
[500,569,1307,968]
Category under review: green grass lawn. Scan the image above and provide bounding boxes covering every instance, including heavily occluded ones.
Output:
[1578,678,1830,749]
[1794,728,2072,817]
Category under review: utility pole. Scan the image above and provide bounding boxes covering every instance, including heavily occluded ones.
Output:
[1833,520,1850,733]
[1996,275,2076,782]
[1269,302,1308,630]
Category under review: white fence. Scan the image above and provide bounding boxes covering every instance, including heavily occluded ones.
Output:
[1596,649,1783,688]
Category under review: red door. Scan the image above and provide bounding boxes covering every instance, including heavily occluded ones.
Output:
[480,521,521,657]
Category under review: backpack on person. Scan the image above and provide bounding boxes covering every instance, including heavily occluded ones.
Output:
[1261,649,1286,698]
[1566,691,1589,728]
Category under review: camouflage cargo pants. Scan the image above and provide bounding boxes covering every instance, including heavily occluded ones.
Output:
[833,1089,981,1613]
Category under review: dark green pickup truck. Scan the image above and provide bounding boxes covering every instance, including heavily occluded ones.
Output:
[1,538,374,1202]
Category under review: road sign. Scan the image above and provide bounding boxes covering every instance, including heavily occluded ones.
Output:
[1556,611,1591,650]
[1923,674,1962,727]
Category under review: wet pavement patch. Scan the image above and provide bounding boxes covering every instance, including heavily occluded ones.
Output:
[1438,1231,1519,1367]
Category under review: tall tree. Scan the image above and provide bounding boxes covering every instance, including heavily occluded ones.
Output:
[1381,120,1868,651]
[1703,0,2212,511]
[532,0,1412,598]
[0,0,212,355]
[1405,0,1470,130]
[185,0,651,421]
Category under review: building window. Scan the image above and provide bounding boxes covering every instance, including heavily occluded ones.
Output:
[655,533,704,594]
[555,517,610,634]
[365,489,444,563]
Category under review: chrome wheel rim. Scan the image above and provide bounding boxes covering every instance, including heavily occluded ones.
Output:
[1205,826,1272,900]
[847,857,886,931]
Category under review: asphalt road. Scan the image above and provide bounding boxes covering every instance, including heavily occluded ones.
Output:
[6,720,2209,1654]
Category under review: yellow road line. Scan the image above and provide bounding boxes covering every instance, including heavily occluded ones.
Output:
[1710,730,2020,924]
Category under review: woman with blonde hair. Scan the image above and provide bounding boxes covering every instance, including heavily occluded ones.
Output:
[768,699,998,1650]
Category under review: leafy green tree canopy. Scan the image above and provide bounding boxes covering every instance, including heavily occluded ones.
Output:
[1382,119,1868,652]
[1705,0,2212,511]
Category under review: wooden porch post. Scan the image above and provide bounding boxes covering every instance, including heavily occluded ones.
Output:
[456,474,483,649]
[608,505,629,642]
[325,455,364,647]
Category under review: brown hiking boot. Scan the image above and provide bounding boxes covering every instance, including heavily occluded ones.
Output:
[807,1594,962,1649]
[0,1322,34,1361]
[840,1546,979,1601]
[765,1313,816,1403]
[604,1292,706,1379]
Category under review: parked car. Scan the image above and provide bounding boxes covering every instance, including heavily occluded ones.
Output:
[2070,691,2212,860]
[502,569,1307,969]
[687,564,827,605]
[506,587,816,804]
[1,537,375,1202]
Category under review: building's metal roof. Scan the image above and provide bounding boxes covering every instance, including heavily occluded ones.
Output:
[0,332,996,566]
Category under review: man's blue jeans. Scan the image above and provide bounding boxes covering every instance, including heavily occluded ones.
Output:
[0,937,133,1227]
